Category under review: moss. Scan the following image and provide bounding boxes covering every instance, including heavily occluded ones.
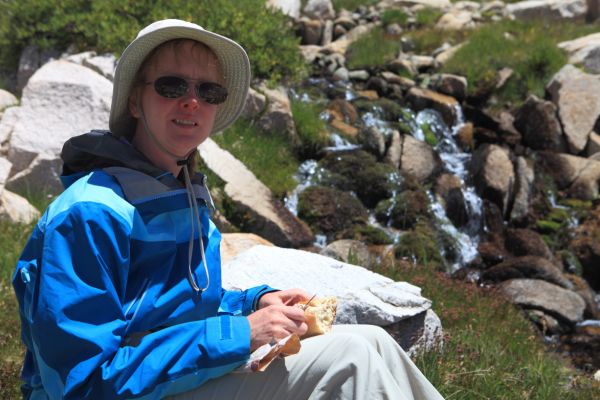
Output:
[375,189,431,230]
[395,221,444,268]
[338,224,394,245]
[422,122,438,146]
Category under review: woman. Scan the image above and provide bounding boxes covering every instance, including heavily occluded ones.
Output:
[13,19,444,399]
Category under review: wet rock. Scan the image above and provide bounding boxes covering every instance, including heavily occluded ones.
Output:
[513,94,566,152]
[547,64,600,154]
[406,86,459,128]
[470,144,515,218]
[400,135,443,183]
[384,130,402,168]
[567,274,600,319]
[499,278,586,325]
[327,99,359,124]
[482,256,572,289]
[571,209,600,290]
[297,185,368,239]
[375,189,431,230]
[318,149,400,208]
[434,173,468,227]
[358,125,387,159]
[505,228,554,260]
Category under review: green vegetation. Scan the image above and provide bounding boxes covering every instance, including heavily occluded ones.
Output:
[290,99,330,159]
[0,0,306,84]
[346,26,401,70]
[0,220,33,399]
[442,19,600,106]
[331,0,378,12]
[381,9,410,27]
[382,261,600,399]
[212,119,300,198]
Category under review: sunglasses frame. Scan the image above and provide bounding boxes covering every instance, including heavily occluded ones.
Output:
[147,75,228,105]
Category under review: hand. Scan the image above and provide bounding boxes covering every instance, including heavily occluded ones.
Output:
[258,289,312,309]
[246,304,308,351]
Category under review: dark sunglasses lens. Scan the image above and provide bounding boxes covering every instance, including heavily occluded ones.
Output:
[197,82,228,105]
[154,76,188,98]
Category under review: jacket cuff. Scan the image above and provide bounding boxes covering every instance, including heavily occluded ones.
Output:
[244,285,279,314]
[204,315,252,362]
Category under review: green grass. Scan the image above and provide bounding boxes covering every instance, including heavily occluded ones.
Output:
[346,26,401,70]
[290,99,330,160]
[331,0,378,12]
[212,119,300,198]
[441,19,600,107]
[0,220,33,400]
[380,261,600,399]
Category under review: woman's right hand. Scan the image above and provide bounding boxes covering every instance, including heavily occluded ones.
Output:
[246,305,308,351]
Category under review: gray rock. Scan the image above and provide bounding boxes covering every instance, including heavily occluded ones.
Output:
[0,89,18,111]
[513,94,565,151]
[6,60,111,192]
[547,64,600,154]
[198,138,313,247]
[321,239,371,265]
[558,33,600,64]
[303,0,335,20]
[483,256,572,289]
[538,152,600,200]
[510,157,535,223]
[222,244,443,355]
[241,87,266,119]
[267,0,302,18]
[499,278,586,325]
[507,0,586,20]
[400,134,442,183]
[470,144,514,217]
[405,86,459,127]
[0,189,39,224]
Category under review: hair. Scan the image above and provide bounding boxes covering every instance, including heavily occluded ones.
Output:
[128,39,223,173]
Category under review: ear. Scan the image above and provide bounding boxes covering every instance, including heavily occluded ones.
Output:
[128,89,141,118]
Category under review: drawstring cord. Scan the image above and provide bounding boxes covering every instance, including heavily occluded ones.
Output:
[138,95,210,295]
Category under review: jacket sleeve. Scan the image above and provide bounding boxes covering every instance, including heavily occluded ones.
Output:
[18,202,251,400]
[219,285,279,316]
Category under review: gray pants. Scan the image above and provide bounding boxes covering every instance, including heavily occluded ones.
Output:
[168,324,444,400]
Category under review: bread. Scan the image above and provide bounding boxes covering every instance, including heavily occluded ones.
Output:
[297,296,337,338]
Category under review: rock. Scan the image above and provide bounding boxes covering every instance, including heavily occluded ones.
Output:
[470,144,514,217]
[429,73,467,102]
[0,189,40,224]
[321,239,372,266]
[567,274,600,319]
[383,0,451,9]
[435,43,465,66]
[0,157,11,194]
[375,189,431,230]
[6,60,112,193]
[381,71,415,88]
[538,152,600,200]
[0,89,18,111]
[547,64,600,154]
[358,125,387,158]
[507,0,587,21]
[435,9,475,30]
[558,32,600,64]
[406,86,459,127]
[586,131,600,156]
[400,134,442,183]
[510,156,535,223]
[434,173,468,227]
[303,0,335,20]
[482,256,572,289]
[499,278,585,325]
[384,130,402,168]
[6,153,63,195]
[221,245,443,355]
[571,208,600,290]
[267,0,302,18]
[17,45,60,92]
[321,19,334,46]
[327,99,358,123]
[297,185,368,239]
[241,87,267,119]
[0,106,18,145]
[80,53,117,81]
[513,94,566,152]
[298,18,323,45]
[583,46,600,74]
[198,138,313,248]
[256,84,298,145]
[318,150,400,208]
[505,228,554,261]
[220,233,274,265]
[527,309,563,335]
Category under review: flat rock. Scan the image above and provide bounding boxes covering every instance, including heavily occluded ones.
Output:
[499,278,586,325]
[0,189,39,224]
[222,244,443,354]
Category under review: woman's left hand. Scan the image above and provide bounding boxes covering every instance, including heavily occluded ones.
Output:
[258,289,312,309]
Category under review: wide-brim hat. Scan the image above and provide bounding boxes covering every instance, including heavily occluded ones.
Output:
[109,19,251,137]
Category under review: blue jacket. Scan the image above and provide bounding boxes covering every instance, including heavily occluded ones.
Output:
[12,131,275,399]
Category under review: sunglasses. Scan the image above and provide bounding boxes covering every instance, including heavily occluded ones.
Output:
[148,76,228,105]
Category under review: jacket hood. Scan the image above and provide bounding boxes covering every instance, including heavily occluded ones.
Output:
[61,130,164,188]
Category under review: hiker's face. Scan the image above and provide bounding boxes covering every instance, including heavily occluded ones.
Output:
[129,40,222,170]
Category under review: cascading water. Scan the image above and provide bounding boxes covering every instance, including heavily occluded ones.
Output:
[411,106,483,272]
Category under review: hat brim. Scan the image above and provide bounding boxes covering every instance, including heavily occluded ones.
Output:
[109,21,251,137]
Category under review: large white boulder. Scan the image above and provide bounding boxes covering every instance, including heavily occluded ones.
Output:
[5,59,112,193]
[222,245,443,354]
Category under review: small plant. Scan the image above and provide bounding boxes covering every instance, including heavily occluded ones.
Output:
[381,9,409,27]
[414,8,443,27]
[212,118,299,198]
[346,26,400,70]
[291,98,330,159]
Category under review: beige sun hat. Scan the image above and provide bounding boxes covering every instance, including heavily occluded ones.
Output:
[109,19,251,137]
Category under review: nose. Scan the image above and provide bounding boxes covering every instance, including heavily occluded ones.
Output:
[179,91,200,110]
